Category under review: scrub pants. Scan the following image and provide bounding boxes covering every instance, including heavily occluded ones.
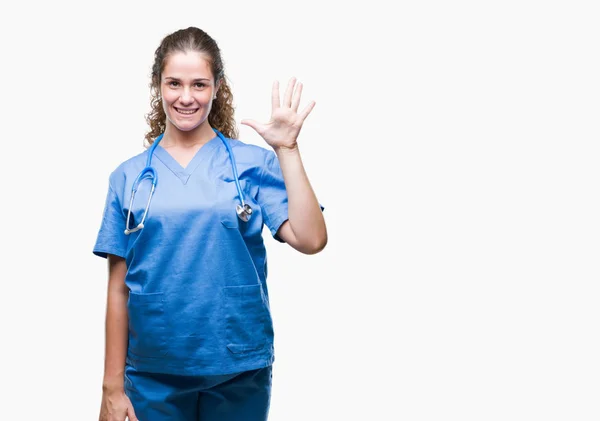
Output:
[124,364,272,421]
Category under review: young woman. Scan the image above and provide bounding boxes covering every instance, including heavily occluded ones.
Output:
[94,27,326,421]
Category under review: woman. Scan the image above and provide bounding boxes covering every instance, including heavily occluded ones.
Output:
[95,27,327,421]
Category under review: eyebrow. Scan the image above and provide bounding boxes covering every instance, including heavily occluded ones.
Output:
[164,77,210,82]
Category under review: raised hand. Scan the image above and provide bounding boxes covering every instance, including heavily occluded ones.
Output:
[241,77,315,151]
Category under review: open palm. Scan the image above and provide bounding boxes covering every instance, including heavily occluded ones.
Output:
[241,77,315,150]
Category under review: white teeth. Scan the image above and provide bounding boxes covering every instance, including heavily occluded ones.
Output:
[176,108,197,114]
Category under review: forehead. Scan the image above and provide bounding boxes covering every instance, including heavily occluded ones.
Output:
[163,51,213,80]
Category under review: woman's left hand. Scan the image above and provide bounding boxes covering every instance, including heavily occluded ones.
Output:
[241,77,315,151]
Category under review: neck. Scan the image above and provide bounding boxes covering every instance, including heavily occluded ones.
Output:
[161,121,216,148]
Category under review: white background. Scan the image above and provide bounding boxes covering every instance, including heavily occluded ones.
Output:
[1,0,599,420]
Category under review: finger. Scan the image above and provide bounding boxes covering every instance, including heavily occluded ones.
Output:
[240,119,263,133]
[271,80,280,113]
[291,82,303,112]
[127,405,139,421]
[298,100,316,123]
[283,77,296,108]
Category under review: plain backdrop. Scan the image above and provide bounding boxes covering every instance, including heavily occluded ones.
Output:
[1,1,599,420]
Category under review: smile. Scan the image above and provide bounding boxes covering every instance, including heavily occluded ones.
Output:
[175,107,199,115]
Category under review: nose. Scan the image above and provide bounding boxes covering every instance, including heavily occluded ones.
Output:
[179,87,193,104]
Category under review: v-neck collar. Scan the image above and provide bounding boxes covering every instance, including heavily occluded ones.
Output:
[153,135,221,184]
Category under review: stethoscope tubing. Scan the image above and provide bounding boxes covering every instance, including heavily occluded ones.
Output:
[124,128,250,235]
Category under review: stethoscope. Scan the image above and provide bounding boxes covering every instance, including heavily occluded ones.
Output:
[124,128,252,235]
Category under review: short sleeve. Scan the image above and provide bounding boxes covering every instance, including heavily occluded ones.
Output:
[257,150,324,243]
[93,177,128,259]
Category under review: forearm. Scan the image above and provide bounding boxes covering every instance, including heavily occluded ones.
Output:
[274,145,327,250]
[102,286,129,392]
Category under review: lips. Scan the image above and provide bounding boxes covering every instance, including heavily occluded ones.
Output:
[175,107,199,115]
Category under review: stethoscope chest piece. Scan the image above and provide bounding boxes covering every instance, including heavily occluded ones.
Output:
[236,203,253,222]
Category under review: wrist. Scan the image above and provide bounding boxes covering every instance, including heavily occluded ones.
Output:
[274,144,299,156]
[102,376,124,393]
[102,383,124,394]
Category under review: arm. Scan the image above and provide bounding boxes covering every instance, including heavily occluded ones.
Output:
[102,254,129,392]
[98,254,138,421]
[240,77,327,254]
[273,146,327,254]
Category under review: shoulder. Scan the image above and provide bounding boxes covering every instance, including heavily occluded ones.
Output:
[107,149,149,190]
[223,137,275,165]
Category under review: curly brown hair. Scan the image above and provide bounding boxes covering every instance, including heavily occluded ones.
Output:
[144,27,238,147]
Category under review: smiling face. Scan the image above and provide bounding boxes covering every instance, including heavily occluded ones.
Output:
[160,50,219,133]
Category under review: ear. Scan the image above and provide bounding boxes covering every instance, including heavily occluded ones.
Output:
[215,79,222,97]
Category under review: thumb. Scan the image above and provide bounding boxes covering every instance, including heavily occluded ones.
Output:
[240,119,262,133]
[126,404,139,421]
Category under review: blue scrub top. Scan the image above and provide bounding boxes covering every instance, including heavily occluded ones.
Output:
[93,134,323,376]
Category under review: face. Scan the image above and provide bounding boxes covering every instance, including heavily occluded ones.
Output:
[160,51,219,132]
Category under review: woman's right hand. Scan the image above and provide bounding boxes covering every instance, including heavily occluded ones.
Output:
[99,387,138,421]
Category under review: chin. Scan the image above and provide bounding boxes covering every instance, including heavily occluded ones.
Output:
[177,123,200,131]
[167,117,203,132]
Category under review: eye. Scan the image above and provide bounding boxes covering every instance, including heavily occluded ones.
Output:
[168,81,179,87]
[195,82,207,88]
